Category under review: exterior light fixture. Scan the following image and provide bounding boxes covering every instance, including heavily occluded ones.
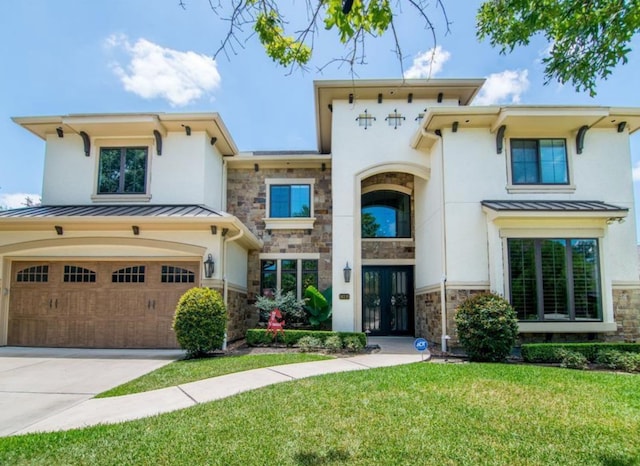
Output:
[343,262,352,283]
[204,254,215,278]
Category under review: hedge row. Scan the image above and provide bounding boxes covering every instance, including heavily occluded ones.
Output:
[521,343,640,363]
[246,329,367,348]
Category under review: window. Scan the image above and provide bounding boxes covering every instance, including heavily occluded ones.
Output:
[361,190,411,238]
[269,184,311,218]
[112,266,146,283]
[98,147,148,194]
[16,265,48,282]
[511,139,568,185]
[63,265,96,283]
[260,258,318,298]
[161,265,195,283]
[508,238,602,321]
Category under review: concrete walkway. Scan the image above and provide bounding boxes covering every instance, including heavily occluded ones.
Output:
[6,337,427,436]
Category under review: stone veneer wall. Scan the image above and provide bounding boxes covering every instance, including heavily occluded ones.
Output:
[225,288,257,342]
[361,172,415,260]
[612,288,640,342]
[226,167,332,301]
[415,288,488,349]
[417,287,640,348]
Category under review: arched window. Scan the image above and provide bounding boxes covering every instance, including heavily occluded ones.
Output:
[361,190,411,238]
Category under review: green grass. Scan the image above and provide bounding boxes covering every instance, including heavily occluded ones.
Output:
[97,353,332,398]
[2,364,639,465]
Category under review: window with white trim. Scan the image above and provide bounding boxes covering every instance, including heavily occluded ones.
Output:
[265,178,316,230]
[260,258,318,299]
[508,238,602,321]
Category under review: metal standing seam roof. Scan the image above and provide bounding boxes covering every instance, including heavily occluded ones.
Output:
[0,204,226,218]
[481,200,628,213]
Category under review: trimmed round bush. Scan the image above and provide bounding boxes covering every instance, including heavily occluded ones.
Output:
[173,287,227,358]
[297,335,324,352]
[454,292,518,362]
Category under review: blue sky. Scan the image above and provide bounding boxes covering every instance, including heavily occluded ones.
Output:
[2,1,640,236]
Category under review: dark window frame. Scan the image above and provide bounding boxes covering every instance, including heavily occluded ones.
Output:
[510,138,569,185]
[260,258,319,299]
[507,238,602,322]
[112,265,146,283]
[268,184,311,218]
[361,189,412,239]
[97,146,148,194]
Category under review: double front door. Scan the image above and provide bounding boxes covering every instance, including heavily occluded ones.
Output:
[362,266,414,336]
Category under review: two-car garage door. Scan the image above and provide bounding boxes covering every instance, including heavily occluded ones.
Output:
[8,260,200,348]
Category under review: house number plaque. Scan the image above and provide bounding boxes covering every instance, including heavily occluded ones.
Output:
[339,293,350,300]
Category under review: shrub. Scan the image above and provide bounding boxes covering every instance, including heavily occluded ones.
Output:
[324,335,343,353]
[454,292,519,362]
[343,335,364,353]
[254,289,307,324]
[304,285,332,327]
[556,349,589,370]
[297,336,324,352]
[173,287,227,358]
[246,329,367,348]
[595,349,640,372]
[521,343,640,363]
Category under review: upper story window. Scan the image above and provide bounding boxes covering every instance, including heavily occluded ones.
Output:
[270,184,311,218]
[98,147,148,194]
[361,190,411,238]
[511,139,568,185]
[264,178,315,230]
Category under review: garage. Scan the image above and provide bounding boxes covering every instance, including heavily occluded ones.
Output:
[8,260,200,348]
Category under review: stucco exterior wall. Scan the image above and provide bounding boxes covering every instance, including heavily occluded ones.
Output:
[330,98,434,331]
[41,132,223,207]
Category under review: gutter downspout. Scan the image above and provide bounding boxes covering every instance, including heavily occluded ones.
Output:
[221,227,244,351]
[439,133,449,353]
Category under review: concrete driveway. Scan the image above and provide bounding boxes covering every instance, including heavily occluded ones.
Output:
[0,347,184,437]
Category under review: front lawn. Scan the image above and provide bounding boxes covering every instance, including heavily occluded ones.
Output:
[2,363,639,465]
[98,353,332,397]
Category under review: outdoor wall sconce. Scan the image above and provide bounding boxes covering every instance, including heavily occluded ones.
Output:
[343,262,352,283]
[203,254,215,278]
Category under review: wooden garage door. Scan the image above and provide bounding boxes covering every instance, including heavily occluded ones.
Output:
[8,261,200,348]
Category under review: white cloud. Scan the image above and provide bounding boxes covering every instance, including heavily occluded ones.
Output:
[0,193,41,209]
[404,46,451,79]
[105,34,221,107]
[633,161,640,182]
[474,69,530,105]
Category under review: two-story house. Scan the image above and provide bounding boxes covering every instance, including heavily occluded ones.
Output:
[1,78,639,349]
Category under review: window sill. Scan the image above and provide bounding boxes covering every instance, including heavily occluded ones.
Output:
[518,321,616,333]
[264,217,316,230]
[506,184,576,194]
[362,238,414,242]
[91,194,152,203]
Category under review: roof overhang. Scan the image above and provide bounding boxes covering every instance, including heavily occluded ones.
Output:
[227,152,331,170]
[315,78,485,154]
[12,112,239,156]
[413,106,640,152]
[481,200,628,222]
[0,205,262,250]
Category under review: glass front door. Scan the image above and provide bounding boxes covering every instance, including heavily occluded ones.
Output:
[362,266,414,335]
